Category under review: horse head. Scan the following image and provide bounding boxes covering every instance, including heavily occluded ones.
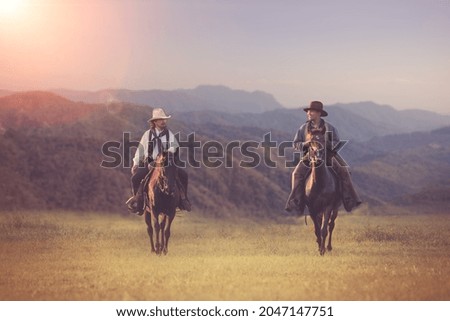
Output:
[308,140,326,167]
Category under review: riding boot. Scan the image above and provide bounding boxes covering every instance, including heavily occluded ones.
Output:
[126,166,149,215]
[332,161,362,212]
[126,181,145,215]
[134,183,145,215]
[176,169,191,212]
[285,184,306,214]
[285,161,309,215]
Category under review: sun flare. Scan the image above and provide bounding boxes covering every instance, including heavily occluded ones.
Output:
[0,0,24,17]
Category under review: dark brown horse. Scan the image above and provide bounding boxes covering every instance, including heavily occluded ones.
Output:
[144,153,180,255]
[305,141,341,255]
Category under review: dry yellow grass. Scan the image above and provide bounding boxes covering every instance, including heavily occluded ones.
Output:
[0,210,449,300]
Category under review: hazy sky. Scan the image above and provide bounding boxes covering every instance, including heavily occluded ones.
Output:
[1,0,449,113]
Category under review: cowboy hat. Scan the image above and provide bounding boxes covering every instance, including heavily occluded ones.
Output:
[147,108,172,122]
[303,101,328,117]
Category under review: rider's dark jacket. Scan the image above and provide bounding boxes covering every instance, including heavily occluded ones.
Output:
[293,119,340,161]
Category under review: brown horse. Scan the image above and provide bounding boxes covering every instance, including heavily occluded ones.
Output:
[305,141,341,255]
[144,153,180,255]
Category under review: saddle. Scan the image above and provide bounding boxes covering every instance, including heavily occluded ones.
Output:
[136,165,189,212]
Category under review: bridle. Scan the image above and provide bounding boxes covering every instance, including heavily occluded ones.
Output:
[308,141,325,166]
[154,153,176,196]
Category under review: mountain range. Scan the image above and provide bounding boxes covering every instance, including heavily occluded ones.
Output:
[49,86,450,140]
[47,85,284,114]
[0,87,449,216]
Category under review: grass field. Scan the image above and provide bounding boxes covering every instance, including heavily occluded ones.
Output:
[1,210,449,300]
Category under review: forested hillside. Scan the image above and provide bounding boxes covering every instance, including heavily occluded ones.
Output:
[0,91,448,216]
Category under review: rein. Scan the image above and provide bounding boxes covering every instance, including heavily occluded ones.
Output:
[304,143,324,226]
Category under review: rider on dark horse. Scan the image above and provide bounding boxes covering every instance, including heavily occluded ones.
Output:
[126,108,191,215]
[285,101,362,214]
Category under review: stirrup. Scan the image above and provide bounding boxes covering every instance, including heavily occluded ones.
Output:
[126,196,141,215]
[125,196,135,206]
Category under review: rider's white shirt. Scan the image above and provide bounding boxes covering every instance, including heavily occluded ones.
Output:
[132,128,179,166]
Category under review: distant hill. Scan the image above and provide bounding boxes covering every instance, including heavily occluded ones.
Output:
[50,85,284,113]
[177,85,284,113]
[1,91,449,216]
[51,88,217,113]
[0,95,290,216]
[0,91,100,132]
[0,90,14,98]
[7,87,450,139]
[178,107,383,142]
[334,101,450,134]
[178,102,450,143]
[350,127,450,209]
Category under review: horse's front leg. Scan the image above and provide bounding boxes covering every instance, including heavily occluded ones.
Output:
[320,208,332,256]
[159,215,166,255]
[152,212,162,255]
[327,208,338,252]
[145,210,155,253]
[163,215,174,255]
[311,213,321,250]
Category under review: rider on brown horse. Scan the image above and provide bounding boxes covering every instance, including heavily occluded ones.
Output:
[126,108,191,215]
[285,101,362,214]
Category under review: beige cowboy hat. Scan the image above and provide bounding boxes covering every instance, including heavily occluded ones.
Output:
[147,107,172,122]
[303,101,328,117]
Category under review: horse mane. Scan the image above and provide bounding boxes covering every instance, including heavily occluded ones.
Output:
[149,160,164,188]
[148,154,166,206]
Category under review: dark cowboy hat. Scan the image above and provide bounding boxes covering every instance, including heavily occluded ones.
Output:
[303,101,328,117]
